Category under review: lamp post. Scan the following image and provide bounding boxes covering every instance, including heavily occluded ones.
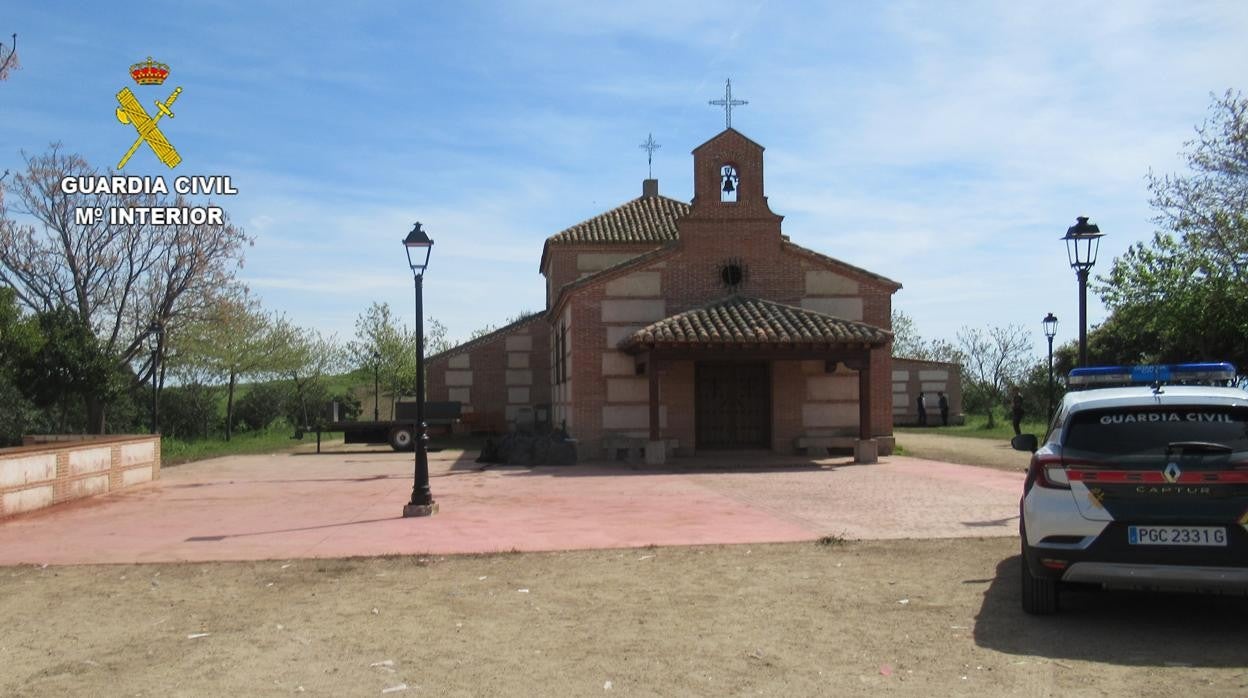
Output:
[1043,313,1058,422]
[147,321,163,434]
[372,350,381,422]
[402,222,437,518]
[1062,216,1104,367]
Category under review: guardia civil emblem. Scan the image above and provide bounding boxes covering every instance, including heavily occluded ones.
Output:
[115,57,183,169]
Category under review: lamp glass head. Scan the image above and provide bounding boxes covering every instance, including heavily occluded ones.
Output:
[403,222,434,272]
[1062,216,1104,269]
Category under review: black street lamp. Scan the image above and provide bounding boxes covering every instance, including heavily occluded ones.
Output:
[372,350,381,422]
[1062,216,1104,368]
[1043,313,1058,422]
[147,321,163,434]
[402,222,437,518]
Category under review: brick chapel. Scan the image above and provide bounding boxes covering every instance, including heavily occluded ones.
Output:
[427,126,904,463]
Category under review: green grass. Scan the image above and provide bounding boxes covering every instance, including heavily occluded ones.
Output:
[160,426,490,467]
[895,411,1049,441]
[161,426,342,466]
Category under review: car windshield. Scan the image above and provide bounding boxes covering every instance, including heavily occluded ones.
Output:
[1063,405,1248,460]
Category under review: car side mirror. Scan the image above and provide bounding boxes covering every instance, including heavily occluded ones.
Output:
[1011,434,1038,453]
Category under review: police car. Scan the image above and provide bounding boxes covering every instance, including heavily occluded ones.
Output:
[1013,362,1248,614]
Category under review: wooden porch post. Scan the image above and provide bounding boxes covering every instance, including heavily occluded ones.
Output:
[858,349,872,440]
[648,352,660,442]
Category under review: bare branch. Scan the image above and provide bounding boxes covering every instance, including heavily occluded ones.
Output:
[0,33,18,81]
[0,145,254,397]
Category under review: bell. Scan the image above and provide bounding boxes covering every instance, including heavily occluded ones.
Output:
[722,177,735,193]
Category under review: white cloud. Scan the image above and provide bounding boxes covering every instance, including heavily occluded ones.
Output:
[6,1,1247,359]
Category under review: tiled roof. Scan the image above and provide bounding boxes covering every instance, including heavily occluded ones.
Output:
[545,195,690,245]
[618,296,891,352]
[781,241,902,290]
[426,312,545,364]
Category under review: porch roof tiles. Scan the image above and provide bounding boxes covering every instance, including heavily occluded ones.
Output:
[618,295,892,353]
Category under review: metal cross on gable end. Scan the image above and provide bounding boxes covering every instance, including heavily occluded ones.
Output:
[708,78,747,129]
[638,133,660,178]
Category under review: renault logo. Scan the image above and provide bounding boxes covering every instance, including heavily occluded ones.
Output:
[1163,462,1182,483]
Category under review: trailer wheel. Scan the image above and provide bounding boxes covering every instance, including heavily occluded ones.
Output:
[389,426,415,451]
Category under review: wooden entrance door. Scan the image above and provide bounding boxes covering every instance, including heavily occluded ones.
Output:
[695,362,771,449]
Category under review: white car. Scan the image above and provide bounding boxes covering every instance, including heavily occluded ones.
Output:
[1013,363,1248,614]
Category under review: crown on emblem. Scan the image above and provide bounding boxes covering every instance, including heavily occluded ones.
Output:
[129,57,170,86]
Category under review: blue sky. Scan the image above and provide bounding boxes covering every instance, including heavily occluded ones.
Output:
[4,1,1247,360]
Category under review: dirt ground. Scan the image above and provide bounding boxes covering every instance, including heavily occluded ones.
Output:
[1,435,1240,695]
[895,431,1032,473]
[3,538,1245,697]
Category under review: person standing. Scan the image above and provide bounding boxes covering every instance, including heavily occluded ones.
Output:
[1011,390,1024,436]
[917,392,927,427]
[938,391,949,427]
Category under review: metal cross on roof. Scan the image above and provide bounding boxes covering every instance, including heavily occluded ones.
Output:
[708,79,748,129]
[638,133,661,178]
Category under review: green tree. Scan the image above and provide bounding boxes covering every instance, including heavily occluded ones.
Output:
[0,287,48,444]
[349,302,455,413]
[270,320,343,428]
[425,318,452,356]
[348,302,416,412]
[14,308,119,432]
[232,381,292,432]
[1093,90,1248,369]
[158,382,220,440]
[1147,89,1247,275]
[1097,235,1248,367]
[956,324,1031,428]
[174,291,283,440]
[0,145,253,431]
[1016,360,1062,428]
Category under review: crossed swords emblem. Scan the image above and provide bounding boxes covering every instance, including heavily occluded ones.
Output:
[115,86,182,169]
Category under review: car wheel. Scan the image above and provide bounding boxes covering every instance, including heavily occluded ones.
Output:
[1020,540,1059,615]
[389,426,414,451]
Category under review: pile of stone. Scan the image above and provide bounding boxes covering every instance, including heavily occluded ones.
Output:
[477,431,577,466]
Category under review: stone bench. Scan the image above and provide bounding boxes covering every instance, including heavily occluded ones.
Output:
[794,435,859,456]
[602,435,678,463]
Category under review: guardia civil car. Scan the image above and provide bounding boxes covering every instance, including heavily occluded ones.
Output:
[1013,363,1248,614]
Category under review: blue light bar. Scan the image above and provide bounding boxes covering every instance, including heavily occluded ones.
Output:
[1068,362,1237,386]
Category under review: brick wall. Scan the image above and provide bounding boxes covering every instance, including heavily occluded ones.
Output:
[427,317,551,433]
[557,242,897,456]
[542,244,660,309]
[551,305,573,432]
[892,358,964,426]
[544,128,901,458]
[0,435,161,519]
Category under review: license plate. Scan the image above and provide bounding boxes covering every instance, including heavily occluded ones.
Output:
[1128,526,1227,546]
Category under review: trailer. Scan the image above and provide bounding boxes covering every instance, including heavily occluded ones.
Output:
[314,400,461,453]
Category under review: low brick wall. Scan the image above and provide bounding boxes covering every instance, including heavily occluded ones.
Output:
[0,435,161,518]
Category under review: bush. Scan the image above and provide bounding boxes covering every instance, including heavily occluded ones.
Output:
[0,379,55,446]
[159,383,220,439]
[286,384,361,427]
[233,382,292,432]
[325,390,361,423]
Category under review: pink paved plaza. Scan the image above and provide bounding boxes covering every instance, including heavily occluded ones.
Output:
[0,449,1023,566]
